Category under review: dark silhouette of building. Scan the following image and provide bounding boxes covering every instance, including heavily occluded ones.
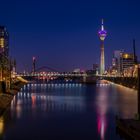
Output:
[0,26,9,57]
[0,26,10,90]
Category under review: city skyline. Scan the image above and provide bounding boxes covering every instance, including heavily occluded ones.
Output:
[0,1,140,139]
[1,0,140,72]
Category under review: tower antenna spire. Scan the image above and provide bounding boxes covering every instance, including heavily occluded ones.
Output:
[101,19,104,31]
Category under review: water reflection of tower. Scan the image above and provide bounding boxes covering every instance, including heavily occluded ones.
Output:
[31,84,36,109]
[96,85,109,140]
[98,19,107,75]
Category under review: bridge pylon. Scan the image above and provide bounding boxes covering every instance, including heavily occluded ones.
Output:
[32,57,36,73]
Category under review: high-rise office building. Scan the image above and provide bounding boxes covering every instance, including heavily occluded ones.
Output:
[112,50,135,75]
[112,50,124,74]
[120,53,134,72]
[98,19,107,75]
[93,64,99,75]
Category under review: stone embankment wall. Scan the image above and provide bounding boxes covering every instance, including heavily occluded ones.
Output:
[0,81,27,117]
[104,77,138,89]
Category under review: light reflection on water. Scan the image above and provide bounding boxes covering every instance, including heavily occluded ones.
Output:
[0,117,4,136]
[111,84,137,119]
[0,82,138,140]
[96,85,109,140]
[95,83,137,140]
[11,83,85,119]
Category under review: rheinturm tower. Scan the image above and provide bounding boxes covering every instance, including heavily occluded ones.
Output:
[98,19,107,75]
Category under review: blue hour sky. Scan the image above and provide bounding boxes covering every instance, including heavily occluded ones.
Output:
[0,0,140,72]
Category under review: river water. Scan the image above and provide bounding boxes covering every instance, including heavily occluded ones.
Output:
[0,81,138,140]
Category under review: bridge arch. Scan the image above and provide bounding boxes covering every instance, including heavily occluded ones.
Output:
[35,66,60,72]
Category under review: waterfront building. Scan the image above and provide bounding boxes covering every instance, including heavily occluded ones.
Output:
[0,26,10,90]
[98,19,107,75]
[0,26,9,56]
[112,50,124,75]
[120,53,135,74]
[112,50,135,76]
[93,64,99,75]
[73,68,81,73]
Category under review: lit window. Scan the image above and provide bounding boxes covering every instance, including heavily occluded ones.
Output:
[0,38,4,48]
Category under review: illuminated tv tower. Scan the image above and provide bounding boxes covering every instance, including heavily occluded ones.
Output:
[98,19,107,75]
